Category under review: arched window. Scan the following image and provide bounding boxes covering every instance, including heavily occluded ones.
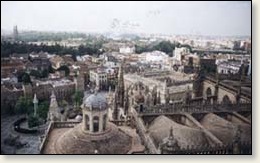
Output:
[85,115,90,130]
[93,116,99,132]
[140,104,144,112]
[223,95,231,104]
[103,114,107,131]
[206,87,212,97]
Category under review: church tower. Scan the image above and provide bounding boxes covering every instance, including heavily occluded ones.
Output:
[13,25,18,41]
[117,62,125,107]
[48,90,59,121]
[193,67,203,97]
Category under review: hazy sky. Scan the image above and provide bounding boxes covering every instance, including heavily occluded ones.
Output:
[1,1,251,36]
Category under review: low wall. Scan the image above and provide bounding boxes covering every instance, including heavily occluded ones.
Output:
[13,117,38,134]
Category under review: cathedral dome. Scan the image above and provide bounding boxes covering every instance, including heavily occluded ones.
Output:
[82,92,107,111]
[53,122,132,154]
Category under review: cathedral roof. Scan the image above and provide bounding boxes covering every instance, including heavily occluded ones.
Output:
[200,113,251,144]
[148,115,211,148]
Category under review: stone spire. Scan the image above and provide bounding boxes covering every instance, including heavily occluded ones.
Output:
[234,126,242,143]
[152,86,157,106]
[108,86,111,95]
[168,127,174,143]
[163,79,167,93]
[33,93,38,116]
[161,126,180,154]
[193,67,203,97]
[233,126,242,154]
[165,88,170,104]
[74,77,78,91]
[124,87,129,115]
[236,80,242,103]
[183,86,191,105]
[166,127,179,149]
[94,85,99,95]
[49,90,59,121]
[163,79,170,104]
[214,72,220,97]
[144,85,149,96]
[50,90,58,108]
[117,62,125,107]
[157,91,161,104]
[113,87,119,120]
[145,93,151,107]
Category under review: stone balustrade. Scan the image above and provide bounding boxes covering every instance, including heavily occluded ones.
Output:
[161,142,251,154]
[53,121,80,128]
[137,102,251,116]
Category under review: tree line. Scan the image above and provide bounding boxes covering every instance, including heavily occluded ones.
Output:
[1,41,104,59]
[135,41,192,57]
[12,31,88,42]
[1,40,193,59]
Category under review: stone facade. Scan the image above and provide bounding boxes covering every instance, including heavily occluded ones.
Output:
[129,70,251,154]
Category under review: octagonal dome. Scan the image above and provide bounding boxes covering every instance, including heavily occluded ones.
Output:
[82,92,107,111]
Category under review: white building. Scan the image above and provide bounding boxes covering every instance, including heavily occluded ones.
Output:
[119,46,135,54]
[76,55,92,62]
[89,68,107,90]
[139,51,168,64]
[173,47,190,64]
[217,60,241,74]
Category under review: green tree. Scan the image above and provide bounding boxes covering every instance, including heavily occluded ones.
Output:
[28,115,40,128]
[135,41,176,56]
[21,73,32,84]
[41,69,49,78]
[37,101,49,120]
[1,38,106,58]
[180,44,192,52]
[14,96,32,115]
[72,91,84,109]
[135,45,147,54]
[30,69,41,79]
[153,41,175,54]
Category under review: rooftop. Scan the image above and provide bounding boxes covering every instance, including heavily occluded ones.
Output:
[42,122,137,154]
[148,115,212,148]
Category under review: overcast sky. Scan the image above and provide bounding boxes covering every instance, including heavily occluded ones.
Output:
[1,1,251,36]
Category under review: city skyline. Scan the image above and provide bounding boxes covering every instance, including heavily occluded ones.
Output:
[1,1,251,36]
